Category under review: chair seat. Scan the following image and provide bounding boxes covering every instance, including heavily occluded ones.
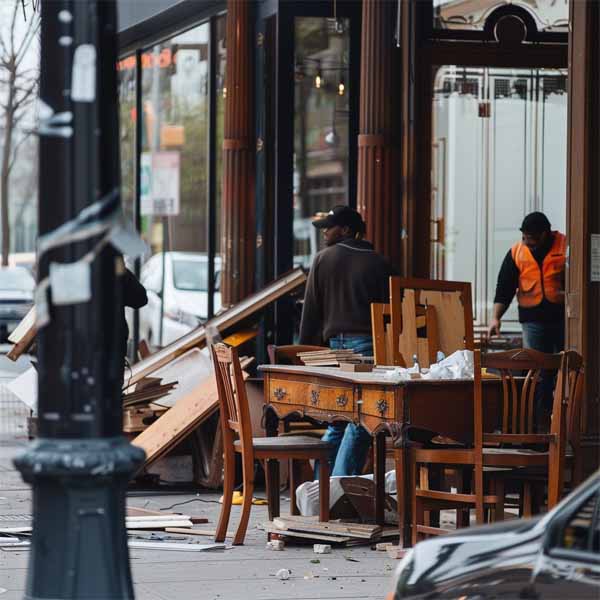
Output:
[483,446,548,467]
[234,435,333,452]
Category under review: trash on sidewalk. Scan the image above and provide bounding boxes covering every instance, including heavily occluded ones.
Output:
[127,540,225,552]
[266,540,285,550]
[275,568,291,580]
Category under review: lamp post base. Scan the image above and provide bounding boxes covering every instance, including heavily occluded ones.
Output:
[14,437,145,599]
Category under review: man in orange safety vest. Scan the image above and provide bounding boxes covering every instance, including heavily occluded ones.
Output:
[488,211,566,430]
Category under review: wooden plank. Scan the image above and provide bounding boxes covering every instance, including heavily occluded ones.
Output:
[165,528,234,537]
[132,375,220,468]
[126,519,193,529]
[127,269,306,387]
[7,307,37,361]
[371,303,388,365]
[272,517,381,539]
[398,289,418,367]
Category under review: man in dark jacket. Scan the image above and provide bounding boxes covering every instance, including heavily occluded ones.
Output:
[299,205,396,476]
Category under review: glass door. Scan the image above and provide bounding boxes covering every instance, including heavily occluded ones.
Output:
[430,66,567,332]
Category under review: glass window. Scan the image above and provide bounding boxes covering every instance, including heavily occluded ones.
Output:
[139,22,211,347]
[430,66,567,332]
[214,14,226,315]
[117,54,137,356]
[293,17,351,268]
[117,54,137,226]
[433,0,569,32]
[173,258,208,291]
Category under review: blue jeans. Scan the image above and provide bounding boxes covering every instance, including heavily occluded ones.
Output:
[317,334,373,477]
[522,321,565,433]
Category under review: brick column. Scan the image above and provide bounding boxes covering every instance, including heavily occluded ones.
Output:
[221,0,255,306]
[357,0,401,266]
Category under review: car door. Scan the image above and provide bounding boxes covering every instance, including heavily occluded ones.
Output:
[532,484,600,599]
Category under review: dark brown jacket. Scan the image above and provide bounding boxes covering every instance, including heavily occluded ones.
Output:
[299,239,396,345]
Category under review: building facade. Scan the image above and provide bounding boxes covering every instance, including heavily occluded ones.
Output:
[116,0,599,469]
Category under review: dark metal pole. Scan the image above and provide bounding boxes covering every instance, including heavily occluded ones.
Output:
[14,1,144,598]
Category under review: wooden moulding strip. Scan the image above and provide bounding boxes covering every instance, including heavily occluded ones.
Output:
[127,268,306,387]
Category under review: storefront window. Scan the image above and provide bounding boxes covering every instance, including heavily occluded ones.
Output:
[140,23,210,347]
[116,18,226,350]
[433,0,569,32]
[293,17,350,268]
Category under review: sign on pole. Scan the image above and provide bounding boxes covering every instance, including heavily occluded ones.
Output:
[140,151,181,216]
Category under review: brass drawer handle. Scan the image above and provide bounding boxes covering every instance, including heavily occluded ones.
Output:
[273,387,287,401]
[336,395,348,408]
[310,390,320,406]
[376,399,388,415]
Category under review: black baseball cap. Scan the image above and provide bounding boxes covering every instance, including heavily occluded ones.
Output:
[520,212,551,234]
[312,205,366,233]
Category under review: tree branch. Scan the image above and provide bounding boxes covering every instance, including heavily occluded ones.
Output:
[8,129,33,173]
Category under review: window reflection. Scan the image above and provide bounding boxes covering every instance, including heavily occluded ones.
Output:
[434,0,569,32]
[293,17,350,268]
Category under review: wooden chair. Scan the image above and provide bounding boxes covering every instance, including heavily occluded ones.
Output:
[387,277,474,367]
[212,343,331,545]
[411,348,570,544]
[498,351,585,514]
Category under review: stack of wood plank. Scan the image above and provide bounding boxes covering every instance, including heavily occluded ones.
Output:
[298,349,365,367]
[122,377,178,433]
[262,515,397,546]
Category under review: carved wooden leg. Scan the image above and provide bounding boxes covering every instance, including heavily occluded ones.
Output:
[374,433,386,526]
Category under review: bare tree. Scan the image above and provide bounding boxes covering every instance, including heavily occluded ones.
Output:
[0,0,39,266]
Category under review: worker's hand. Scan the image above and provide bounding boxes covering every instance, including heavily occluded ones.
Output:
[487,318,501,339]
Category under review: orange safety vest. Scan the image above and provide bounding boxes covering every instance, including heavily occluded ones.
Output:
[511,231,566,308]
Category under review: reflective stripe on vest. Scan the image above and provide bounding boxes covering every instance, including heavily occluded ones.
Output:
[511,231,566,308]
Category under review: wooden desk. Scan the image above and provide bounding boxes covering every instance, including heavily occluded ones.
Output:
[260,364,502,547]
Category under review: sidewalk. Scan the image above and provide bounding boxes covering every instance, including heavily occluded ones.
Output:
[0,441,397,600]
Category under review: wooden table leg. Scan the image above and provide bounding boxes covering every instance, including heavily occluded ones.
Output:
[374,432,386,526]
[394,445,411,548]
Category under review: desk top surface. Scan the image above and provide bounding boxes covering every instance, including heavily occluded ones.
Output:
[258,364,479,387]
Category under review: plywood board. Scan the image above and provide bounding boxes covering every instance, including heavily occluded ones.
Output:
[132,374,220,468]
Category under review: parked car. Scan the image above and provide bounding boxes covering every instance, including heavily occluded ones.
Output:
[0,266,35,342]
[139,252,221,347]
[387,470,600,599]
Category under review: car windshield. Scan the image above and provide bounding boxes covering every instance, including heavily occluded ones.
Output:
[0,268,34,292]
[172,259,208,291]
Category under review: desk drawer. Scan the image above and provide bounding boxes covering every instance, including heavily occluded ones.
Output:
[268,378,354,413]
[360,388,396,419]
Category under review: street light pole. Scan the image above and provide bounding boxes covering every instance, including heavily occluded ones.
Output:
[14,1,144,598]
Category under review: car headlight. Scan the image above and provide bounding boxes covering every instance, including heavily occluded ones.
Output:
[388,548,415,599]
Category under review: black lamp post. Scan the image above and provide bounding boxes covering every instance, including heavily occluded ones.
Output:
[14,1,144,597]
